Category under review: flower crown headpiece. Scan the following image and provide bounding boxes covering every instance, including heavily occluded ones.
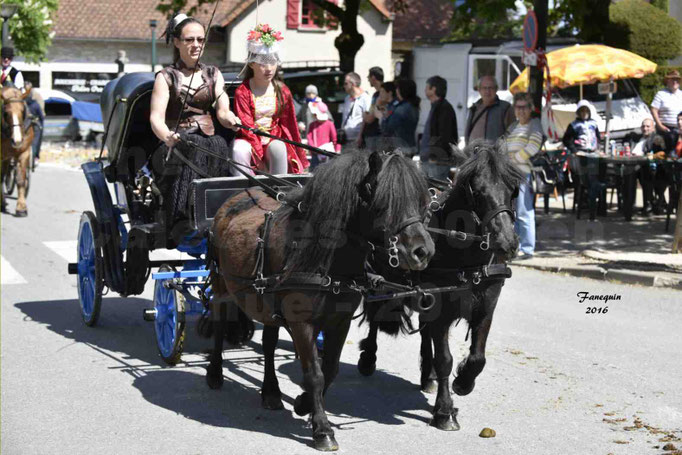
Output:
[247,23,283,55]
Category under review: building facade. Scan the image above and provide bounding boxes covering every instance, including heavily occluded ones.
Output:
[12,0,393,97]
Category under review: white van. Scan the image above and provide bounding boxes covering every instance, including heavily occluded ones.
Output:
[411,40,652,146]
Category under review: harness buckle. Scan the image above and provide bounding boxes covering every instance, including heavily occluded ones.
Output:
[332,281,341,295]
[321,275,332,287]
[472,272,482,285]
[453,231,468,241]
[388,235,400,268]
[254,273,266,295]
[480,233,490,251]
[457,271,468,283]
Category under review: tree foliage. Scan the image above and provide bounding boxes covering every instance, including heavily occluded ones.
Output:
[610,0,682,64]
[1,0,59,63]
[448,0,620,44]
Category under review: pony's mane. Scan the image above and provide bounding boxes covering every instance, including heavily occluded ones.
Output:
[283,151,429,275]
[455,139,525,189]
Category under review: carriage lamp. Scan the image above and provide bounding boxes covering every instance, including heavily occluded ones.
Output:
[149,19,158,72]
[1,3,19,48]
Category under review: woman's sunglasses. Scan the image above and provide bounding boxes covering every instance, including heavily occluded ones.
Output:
[182,37,205,45]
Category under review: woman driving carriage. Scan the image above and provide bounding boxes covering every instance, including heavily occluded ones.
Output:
[232,24,309,175]
[149,13,241,233]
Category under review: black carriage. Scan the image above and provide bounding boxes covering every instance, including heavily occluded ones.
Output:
[68,72,311,364]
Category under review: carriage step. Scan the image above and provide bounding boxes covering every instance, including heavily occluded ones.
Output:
[143,308,157,321]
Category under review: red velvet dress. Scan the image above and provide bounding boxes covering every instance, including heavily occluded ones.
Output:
[233,80,309,173]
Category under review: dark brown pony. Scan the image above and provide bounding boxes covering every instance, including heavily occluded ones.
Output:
[207,150,435,451]
[1,86,34,216]
[357,141,523,431]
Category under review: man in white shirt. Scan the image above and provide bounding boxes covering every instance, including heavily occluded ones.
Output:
[1,47,24,90]
[340,72,371,148]
[650,70,682,149]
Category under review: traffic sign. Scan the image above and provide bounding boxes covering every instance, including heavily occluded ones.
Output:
[598,81,617,95]
[523,11,538,52]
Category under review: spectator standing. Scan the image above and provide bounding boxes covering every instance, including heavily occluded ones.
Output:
[504,92,543,259]
[378,81,398,131]
[360,66,384,148]
[420,75,458,180]
[562,100,600,154]
[24,82,45,165]
[674,111,682,158]
[464,75,514,144]
[296,84,320,136]
[651,70,682,150]
[340,72,372,149]
[381,79,420,155]
[1,47,24,89]
[306,101,339,169]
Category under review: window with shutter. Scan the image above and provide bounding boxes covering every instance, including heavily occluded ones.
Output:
[286,0,300,29]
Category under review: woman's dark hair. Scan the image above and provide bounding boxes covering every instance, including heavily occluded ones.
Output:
[396,79,420,109]
[242,59,286,117]
[165,14,205,64]
[381,81,396,97]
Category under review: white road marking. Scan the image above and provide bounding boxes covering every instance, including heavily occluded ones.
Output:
[1,255,27,285]
[44,240,196,265]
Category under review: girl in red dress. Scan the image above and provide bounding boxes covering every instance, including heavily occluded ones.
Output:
[232,24,309,175]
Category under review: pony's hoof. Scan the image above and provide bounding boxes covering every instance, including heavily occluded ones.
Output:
[421,379,438,394]
[452,377,475,396]
[261,394,284,410]
[294,393,313,416]
[357,356,376,377]
[430,412,460,431]
[206,368,224,390]
[313,434,339,452]
[15,209,27,217]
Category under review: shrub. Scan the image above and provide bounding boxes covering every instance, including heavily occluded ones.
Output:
[610,0,682,64]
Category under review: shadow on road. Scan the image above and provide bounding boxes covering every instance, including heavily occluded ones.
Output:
[15,297,214,366]
[15,297,433,448]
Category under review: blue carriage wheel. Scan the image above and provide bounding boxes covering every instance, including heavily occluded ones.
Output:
[76,211,103,327]
[153,265,186,365]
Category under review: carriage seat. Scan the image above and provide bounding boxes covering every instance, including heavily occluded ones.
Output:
[189,174,313,234]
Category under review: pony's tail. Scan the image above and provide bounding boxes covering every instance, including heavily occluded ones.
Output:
[361,299,414,336]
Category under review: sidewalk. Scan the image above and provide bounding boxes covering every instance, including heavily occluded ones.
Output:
[512,189,682,289]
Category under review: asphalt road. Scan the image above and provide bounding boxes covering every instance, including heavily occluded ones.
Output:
[2,164,681,455]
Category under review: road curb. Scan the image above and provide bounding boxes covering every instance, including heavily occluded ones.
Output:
[510,262,682,290]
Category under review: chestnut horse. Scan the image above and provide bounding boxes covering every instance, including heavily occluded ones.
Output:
[1,86,34,217]
[207,150,435,451]
[357,141,523,431]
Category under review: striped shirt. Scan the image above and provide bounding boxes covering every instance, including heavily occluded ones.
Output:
[651,88,682,128]
[505,118,543,174]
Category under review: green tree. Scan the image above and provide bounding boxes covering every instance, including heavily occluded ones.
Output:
[1,0,59,63]
[448,0,618,44]
[610,0,681,63]
[650,0,668,13]
[157,0,405,73]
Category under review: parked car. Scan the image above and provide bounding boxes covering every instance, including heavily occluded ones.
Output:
[220,64,345,126]
[37,88,104,142]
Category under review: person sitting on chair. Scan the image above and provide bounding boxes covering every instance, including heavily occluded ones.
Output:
[149,13,240,238]
[232,24,309,175]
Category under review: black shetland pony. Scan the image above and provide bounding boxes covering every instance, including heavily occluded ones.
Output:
[207,150,435,451]
[357,140,523,431]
